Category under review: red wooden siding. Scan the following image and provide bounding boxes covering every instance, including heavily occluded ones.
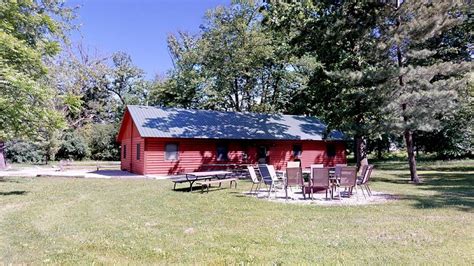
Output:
[266,141,346,170]
[119,112,145,174]
[142,138,346,175]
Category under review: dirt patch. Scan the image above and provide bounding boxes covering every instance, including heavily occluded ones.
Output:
[247,189,398,206]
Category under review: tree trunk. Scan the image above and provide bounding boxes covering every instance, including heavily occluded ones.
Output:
[404,129,420,183]
[355,136,368,169]
[377,140,383,160]
[233,78,240,112]
[0,141,6,170]
[396,2,419,183]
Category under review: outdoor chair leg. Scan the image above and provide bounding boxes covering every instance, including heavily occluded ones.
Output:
[260,183,269,199]
[360,185,367,199]
[354,185,359,200]
[366,185,373,196]
[266,184,272,199]
[249,183,254,195]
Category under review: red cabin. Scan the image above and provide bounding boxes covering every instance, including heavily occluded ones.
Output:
[117,105,347,175]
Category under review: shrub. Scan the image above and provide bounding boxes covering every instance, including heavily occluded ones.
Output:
[81,123,120,161]
[5,141,46,164]
[56,131,90,160]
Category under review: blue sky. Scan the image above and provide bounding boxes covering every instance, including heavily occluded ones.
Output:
[69,0,230,79]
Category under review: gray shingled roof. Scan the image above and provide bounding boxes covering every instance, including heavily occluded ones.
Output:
[126,105,344,141]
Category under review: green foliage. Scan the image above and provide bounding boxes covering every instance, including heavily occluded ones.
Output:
[5,141,45,164]
[381,1,472,133]
[0,0,73,141]
[80,124,120,161]
[56,131,90,160]
[150,1,307,113]
[416,92,473,159]
[107,52,148,105]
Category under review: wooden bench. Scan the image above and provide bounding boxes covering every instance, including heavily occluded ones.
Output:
[197,178,238,193]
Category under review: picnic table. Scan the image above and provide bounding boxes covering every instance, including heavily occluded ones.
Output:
[171,171,233,192]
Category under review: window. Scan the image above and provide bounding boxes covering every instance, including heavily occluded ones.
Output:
[165,143,179,161]
[123,145,127,159]
[293,144,302,158]
[136,143,141,160]
[216,143,228,161]
[327,143,336,157]
[257,146,268,164]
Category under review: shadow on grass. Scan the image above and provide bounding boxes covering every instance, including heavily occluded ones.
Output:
[376,171,473,212]
[173,185,230,193]
[0,178,22,183]
[373,161,474,172]
[0,190,28,196]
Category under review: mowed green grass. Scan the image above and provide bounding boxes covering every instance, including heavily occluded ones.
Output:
[0,160,473,264]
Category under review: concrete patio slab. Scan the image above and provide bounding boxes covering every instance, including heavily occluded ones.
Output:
[247,187,397,206]
[0,167,150,179]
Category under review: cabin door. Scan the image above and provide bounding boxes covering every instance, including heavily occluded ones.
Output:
[257,146,268,164]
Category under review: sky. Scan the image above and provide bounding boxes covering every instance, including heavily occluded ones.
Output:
[69,0,230,79]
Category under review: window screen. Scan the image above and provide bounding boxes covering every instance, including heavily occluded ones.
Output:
[293,144,302,158]
[165,143,179,161]
[327,144,336,157]
[216,143,229,161]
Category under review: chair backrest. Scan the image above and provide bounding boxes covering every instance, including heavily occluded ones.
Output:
[334,164,347,177]
[287,161,301,168]
[359,164,368,177]
[310,164,324,168]
[361,165,374,184]
[339,166,357,186]
[247,166,259,183]
[267,165,279,182]
[258,164,273,185]
[311,167,330,187]
[286,167,303,187]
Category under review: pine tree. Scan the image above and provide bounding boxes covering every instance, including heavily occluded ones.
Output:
[382,0,472,182]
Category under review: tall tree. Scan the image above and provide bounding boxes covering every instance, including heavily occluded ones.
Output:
[106,51,148,121]
[264,1,392,167]
[0,0,74,168]
[47,42,112,128]
[149,32,204,108]
[153,1,307,113]
[382,0,472,182]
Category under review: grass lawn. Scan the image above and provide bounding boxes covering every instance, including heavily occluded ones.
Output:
[1,160,473,264]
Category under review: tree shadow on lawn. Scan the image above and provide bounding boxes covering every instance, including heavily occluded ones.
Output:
[0,190,28,196]
[375,172,473,212]
[172,185,229,193]
[0,178,22,183]
[373,161,474,172]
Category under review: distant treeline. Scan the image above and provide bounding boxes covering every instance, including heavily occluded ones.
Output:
[1,1,472,181]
